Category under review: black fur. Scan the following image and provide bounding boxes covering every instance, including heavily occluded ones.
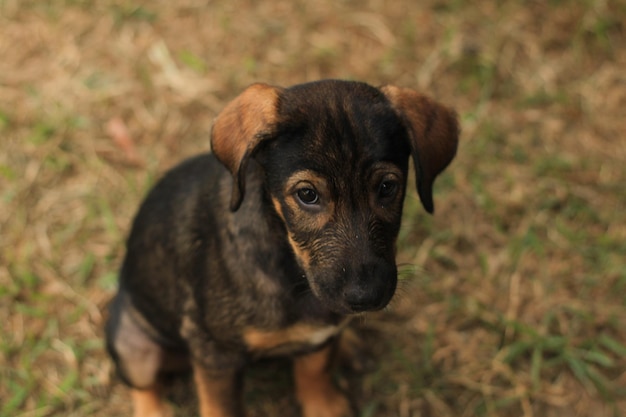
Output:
[105,80,458,417]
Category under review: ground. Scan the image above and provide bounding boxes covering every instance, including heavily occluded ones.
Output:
[1,1,625,416]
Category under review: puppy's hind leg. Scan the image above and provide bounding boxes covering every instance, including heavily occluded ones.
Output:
[106,294,179,417]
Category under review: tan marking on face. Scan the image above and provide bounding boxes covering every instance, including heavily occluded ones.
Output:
[370,161,404,182]
[272,195,311,269]
[275,170,336,270]
[271,196,286,223]
[283,170,334,231]
[288,233,312,269]
[243,323,342,353]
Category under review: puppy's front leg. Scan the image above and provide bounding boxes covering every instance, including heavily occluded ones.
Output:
[294,344,352,417]
[131,384,171,417]
[193,363,243,417]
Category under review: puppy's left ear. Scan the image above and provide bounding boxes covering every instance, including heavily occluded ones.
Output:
[381,85,459,214]
[211,83,283,211]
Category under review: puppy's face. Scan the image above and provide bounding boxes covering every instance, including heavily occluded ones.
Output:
[258,82,411,314]
[211,80,459,316]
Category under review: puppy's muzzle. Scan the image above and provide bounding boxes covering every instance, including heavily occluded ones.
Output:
[340,260,397,313]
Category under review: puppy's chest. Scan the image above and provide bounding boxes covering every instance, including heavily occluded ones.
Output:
[243,321,345,357]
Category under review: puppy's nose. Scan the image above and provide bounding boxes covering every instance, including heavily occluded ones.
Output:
[342,261,396,312]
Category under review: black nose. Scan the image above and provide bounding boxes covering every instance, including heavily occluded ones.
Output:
[342,261,397,312]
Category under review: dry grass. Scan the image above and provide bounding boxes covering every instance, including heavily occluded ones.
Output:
[1,1,625,416]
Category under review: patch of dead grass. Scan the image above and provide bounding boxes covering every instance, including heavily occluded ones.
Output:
[1,1,625,416]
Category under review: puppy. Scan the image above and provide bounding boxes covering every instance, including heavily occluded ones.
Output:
[105,80,459,417]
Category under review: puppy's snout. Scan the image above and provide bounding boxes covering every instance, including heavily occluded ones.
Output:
[342,261,397,313]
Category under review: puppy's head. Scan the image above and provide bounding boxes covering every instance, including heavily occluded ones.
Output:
[211,80,459,314]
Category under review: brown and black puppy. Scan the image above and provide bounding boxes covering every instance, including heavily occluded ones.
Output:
[105,80,459,417]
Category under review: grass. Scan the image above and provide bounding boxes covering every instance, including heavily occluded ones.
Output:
[1,0,625,416]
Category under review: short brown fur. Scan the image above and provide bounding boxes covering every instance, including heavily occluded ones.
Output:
[210,83,283,210]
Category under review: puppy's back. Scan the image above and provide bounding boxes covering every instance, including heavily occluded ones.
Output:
[118,153,228,340]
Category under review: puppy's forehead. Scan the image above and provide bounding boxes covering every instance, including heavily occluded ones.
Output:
[280,80,395,126]
[276,80,409,164]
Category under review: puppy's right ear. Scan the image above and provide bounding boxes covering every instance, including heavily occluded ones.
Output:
[211,83,283,211]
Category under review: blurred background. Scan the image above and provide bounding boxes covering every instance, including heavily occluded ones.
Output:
[1,1,625,416]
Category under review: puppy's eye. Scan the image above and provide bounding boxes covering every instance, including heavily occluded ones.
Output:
[378,180,398,199]
[296,188,319,205]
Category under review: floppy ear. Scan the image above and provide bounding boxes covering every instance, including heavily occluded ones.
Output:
[381,85,459,214]
[211,83,283,211]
